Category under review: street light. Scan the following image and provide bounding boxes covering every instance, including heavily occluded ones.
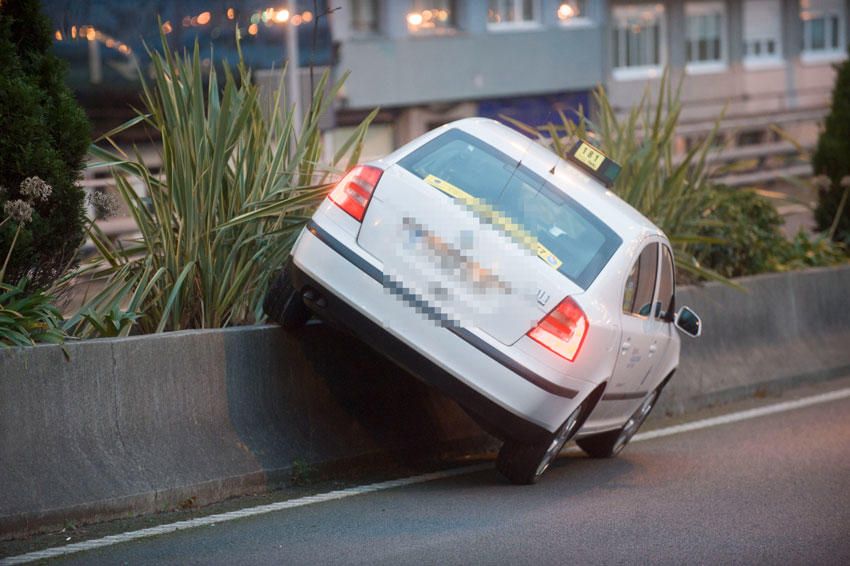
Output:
[284,0,301,137]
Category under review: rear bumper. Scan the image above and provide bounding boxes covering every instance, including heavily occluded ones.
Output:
[292,265,550,444]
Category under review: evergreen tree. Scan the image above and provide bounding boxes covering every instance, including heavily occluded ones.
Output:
[0,0,90,288]
[813,50,850,245]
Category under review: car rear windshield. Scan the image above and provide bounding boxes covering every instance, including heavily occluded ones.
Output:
[397,128,622,289]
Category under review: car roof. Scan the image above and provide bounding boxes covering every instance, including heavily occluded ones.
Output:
[426,117,666,246]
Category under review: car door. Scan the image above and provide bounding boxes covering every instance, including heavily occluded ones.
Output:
[646,243,676,386]
[606,241,664,398]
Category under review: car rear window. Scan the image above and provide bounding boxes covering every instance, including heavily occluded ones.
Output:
[397,128,622,289]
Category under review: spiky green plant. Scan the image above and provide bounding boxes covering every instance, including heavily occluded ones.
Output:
[502,71,731,284]
[0,279,64,347]
[66,36,376,336]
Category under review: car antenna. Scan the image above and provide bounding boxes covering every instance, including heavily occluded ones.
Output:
[541,108,558,175]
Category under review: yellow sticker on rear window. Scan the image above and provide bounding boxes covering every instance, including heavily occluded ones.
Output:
[423,174,565,272]
[537,243,563,270]
[424,175,473,203]
[574,142,605,171]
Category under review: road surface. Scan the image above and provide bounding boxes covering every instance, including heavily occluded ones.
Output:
[6,385,850,565]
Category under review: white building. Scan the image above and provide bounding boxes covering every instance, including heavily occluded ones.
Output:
[328,0,848,158]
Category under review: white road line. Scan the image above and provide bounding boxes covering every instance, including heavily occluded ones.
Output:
[631,387,850,444]
[3,386,849,565]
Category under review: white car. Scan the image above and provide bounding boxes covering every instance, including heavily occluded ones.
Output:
[264,118,702,484]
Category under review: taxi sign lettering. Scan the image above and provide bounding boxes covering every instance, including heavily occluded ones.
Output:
[574,142,605,171]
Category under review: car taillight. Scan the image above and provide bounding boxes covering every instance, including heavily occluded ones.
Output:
[528,297,588,362]
[328,165,383,222]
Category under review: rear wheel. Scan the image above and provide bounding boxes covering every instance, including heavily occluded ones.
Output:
[577,388,660,459]
[497,402,583,485]
[263,259,311,330]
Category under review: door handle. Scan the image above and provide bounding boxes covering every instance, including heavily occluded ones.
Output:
[649,344,658,354]
[620,342,631,352]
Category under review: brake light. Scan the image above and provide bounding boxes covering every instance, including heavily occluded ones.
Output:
[328,165,383,221]
[528,297,588,362]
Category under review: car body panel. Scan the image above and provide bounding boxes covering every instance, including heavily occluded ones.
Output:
[288,117,683,440]
[357,163,580,346]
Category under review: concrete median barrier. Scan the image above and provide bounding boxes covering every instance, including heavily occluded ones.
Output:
[0,325,490,538]
[658,264,850,415]
[1,264,849,538]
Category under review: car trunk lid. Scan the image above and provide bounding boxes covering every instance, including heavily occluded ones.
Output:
[358,164,579,346]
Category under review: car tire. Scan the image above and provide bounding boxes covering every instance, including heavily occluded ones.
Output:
[577,388,661,459]
[263,259,311,330]
[496,402,585,485]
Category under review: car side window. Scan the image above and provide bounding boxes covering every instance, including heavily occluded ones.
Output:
[622,243,659,317]
[654,245,675,321]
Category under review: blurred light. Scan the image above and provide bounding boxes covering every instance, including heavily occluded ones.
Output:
[227,8,235,20]
[106,38,115,48]
[250,12,260,24]
[71,25,77,38]
[161,20,173,34]
[182,16,192,27]
[407,12,423,26]
[302,10,313,23]
[85,27,96,41]
[197,11,211,25]
[118,44,130,54]
[557,3,576,20]
[291,14,302,25]
[248,23,259,35]
[422,9,432,21]
[54,30,62,40]
[274,8,290,23]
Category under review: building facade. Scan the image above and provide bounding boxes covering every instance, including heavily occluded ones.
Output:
[328,0,849,155]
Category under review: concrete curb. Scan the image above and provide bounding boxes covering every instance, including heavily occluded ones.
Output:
[1,264,849,538]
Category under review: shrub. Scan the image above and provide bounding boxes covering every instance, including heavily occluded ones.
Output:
[693,185,846,275]
[777,230,846,270]
[67,37,376,336]
[813,50,850,245]
[0,0,90,289]
[692,187,789,278]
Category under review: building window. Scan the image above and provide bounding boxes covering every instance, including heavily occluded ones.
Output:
[350,0,379,34]
[801,0,846,58]
[611,4,666,78]
[488,0,539,28]
[407,0,456,33]
[556,1,589,24]
[685,2,726,70]
[743,0,783,65]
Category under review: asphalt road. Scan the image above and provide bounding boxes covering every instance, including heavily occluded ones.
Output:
[45,390,850,565]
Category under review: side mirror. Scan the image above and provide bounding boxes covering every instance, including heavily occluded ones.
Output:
[674,306,702,338]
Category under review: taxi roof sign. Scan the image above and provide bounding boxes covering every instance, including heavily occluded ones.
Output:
[565,140,621,188]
